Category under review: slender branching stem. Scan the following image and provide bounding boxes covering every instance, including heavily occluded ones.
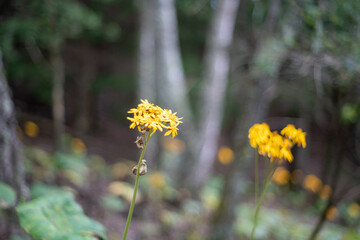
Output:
[250,161,277,240]
[122,131,151,240]
[254,151,259,204]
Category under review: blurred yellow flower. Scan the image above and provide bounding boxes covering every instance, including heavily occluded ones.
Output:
[248,123,272,148]
[163,138,186,154]
[281,124,306,148]
[71,138,87,154]
[272,167,290,185]
[326,206,338,221]
[319,185,332,200]
[127,99,182,137]
[217,146,234,165]
[303,174,322,193]
[248,123,306,163]
[348,203,360,218]
[148,172,166,189]
[24,121,39,138]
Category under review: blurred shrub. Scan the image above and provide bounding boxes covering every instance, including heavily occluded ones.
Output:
[234,203,345,240]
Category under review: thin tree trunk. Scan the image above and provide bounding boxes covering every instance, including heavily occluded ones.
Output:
[75,60,95,134]
[155,0,197,181]
[137,0,159,167]
[138,0,156,102]
[156,0,192,122]
[47,0,65,151]
[0,51,29,237]
[192,0,240,188]
[210,0,285,237]
[51,45,65,150]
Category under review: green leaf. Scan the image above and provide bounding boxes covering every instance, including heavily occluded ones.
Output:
[0,182,16,208]
[16,192,107,240]
[30,182,68,199]
[10,236,31,240]
[341,103,358,124]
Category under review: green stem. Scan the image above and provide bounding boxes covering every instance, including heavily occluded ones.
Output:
[250,161,277,240]
[122,132,151,240]
[254,151,259,204]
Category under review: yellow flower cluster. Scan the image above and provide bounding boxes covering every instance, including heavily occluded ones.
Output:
[248,123,306,162]
[127,99,182,137]
[281,124,306,147]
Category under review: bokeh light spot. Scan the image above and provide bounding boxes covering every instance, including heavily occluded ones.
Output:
[217,146,234,165]
[24,121,39,138]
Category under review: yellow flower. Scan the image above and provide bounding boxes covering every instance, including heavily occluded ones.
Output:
[248,123,306,163]
[248,123,272,148]
[127,99,182,137]
[319,185,332,200]
[24,121,39,138]
[303,174,322,193]
[326,206,338,221]
[281,124,306,148]
[272,167,290,185]
[217,146,234,165]
[348,203,360,218]
[71,138,87,155]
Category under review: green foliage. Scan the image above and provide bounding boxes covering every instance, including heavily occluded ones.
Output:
[341,103,359,124]
[0,182,16,209]
[55,151,89,187]
[30,182,68,199]
[24,147,56,180]
[0,0,121,105]
[252,38,286,78]
[10,236,31,240]
[100,195,125,212]
[200,176,223,211]
[234,203,345,240]
[16,192,107,240]
[24,145,91,187]
[343,230,360,240]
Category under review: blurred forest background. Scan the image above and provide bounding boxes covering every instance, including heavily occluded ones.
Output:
[0,0,360,239]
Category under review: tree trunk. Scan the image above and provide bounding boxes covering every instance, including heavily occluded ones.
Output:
[192,0,240,188]
[155,0,197,180]
[210,0,285,237]
[51,45,65,151]
[47,0,65,151]
[0,51,29,237]
[155,0,194,124]
[137,0,159,167]
[138,0,156,102]
[75,60,95,134]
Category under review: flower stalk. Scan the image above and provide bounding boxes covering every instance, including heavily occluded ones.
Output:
[122,131,151,240]
[250,161,277,240]
[254,151,259,204]
[122,99,182,240]
[248,123,307,240]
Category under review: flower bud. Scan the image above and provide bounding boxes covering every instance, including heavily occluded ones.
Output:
[132,160,147,176]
